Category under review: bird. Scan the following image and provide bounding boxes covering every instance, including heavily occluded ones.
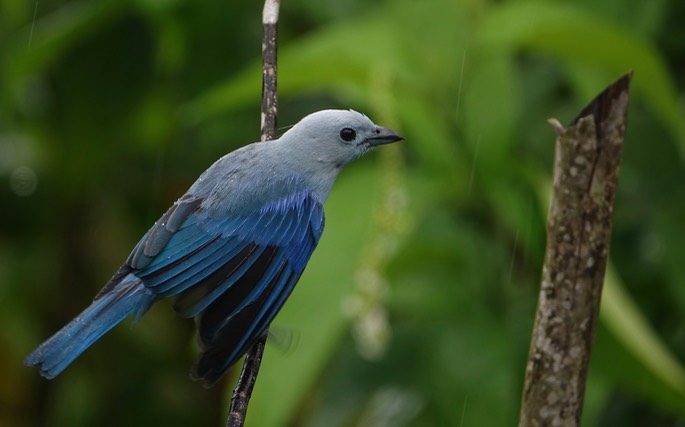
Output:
[25,109,403,385]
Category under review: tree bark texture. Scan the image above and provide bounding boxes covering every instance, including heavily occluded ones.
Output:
[518,72,632,427]
[260,0,279,142]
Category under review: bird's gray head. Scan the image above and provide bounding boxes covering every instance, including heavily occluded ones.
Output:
[277,109,404,171]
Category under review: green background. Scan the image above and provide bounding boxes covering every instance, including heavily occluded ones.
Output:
[2,0,685,426]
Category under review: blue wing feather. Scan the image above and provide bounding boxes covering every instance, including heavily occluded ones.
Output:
[143,225,212,273]
[193,264,299,382]
[26,187,325,384]
[187,192,324,384]
[129,190,325,385]
[142,236,224,286]
[221,267,298,373]
[182,249,288,318]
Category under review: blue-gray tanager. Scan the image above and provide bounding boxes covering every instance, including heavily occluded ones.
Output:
[25,109,403,384]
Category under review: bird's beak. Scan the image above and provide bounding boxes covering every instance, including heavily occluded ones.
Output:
[366,126,404,147]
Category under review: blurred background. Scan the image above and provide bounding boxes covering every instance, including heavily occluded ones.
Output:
[2,0,685,426]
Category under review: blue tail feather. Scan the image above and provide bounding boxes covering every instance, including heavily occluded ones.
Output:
[24,274,154,379]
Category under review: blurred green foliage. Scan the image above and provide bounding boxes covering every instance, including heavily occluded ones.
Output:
[2,0,685,426]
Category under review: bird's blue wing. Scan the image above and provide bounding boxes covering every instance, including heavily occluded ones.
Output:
[129,190,324,384]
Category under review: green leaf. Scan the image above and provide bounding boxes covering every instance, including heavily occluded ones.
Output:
[600,264,685,414]
[8,0,126,78]
[462,53,521,172]
[183,21,399,124]
[477,1,685,156]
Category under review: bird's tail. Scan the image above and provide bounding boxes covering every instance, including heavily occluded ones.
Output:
[25,274,154,379]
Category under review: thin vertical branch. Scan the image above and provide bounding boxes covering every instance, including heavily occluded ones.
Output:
[226,1,280,426]
[261,0,280,142]
[226,337,268,427]
[518,72,632,427]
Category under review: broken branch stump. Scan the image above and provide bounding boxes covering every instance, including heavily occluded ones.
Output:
[518,72,632,427]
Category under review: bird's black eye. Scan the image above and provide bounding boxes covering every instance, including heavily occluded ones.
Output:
[339,127,356,142]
